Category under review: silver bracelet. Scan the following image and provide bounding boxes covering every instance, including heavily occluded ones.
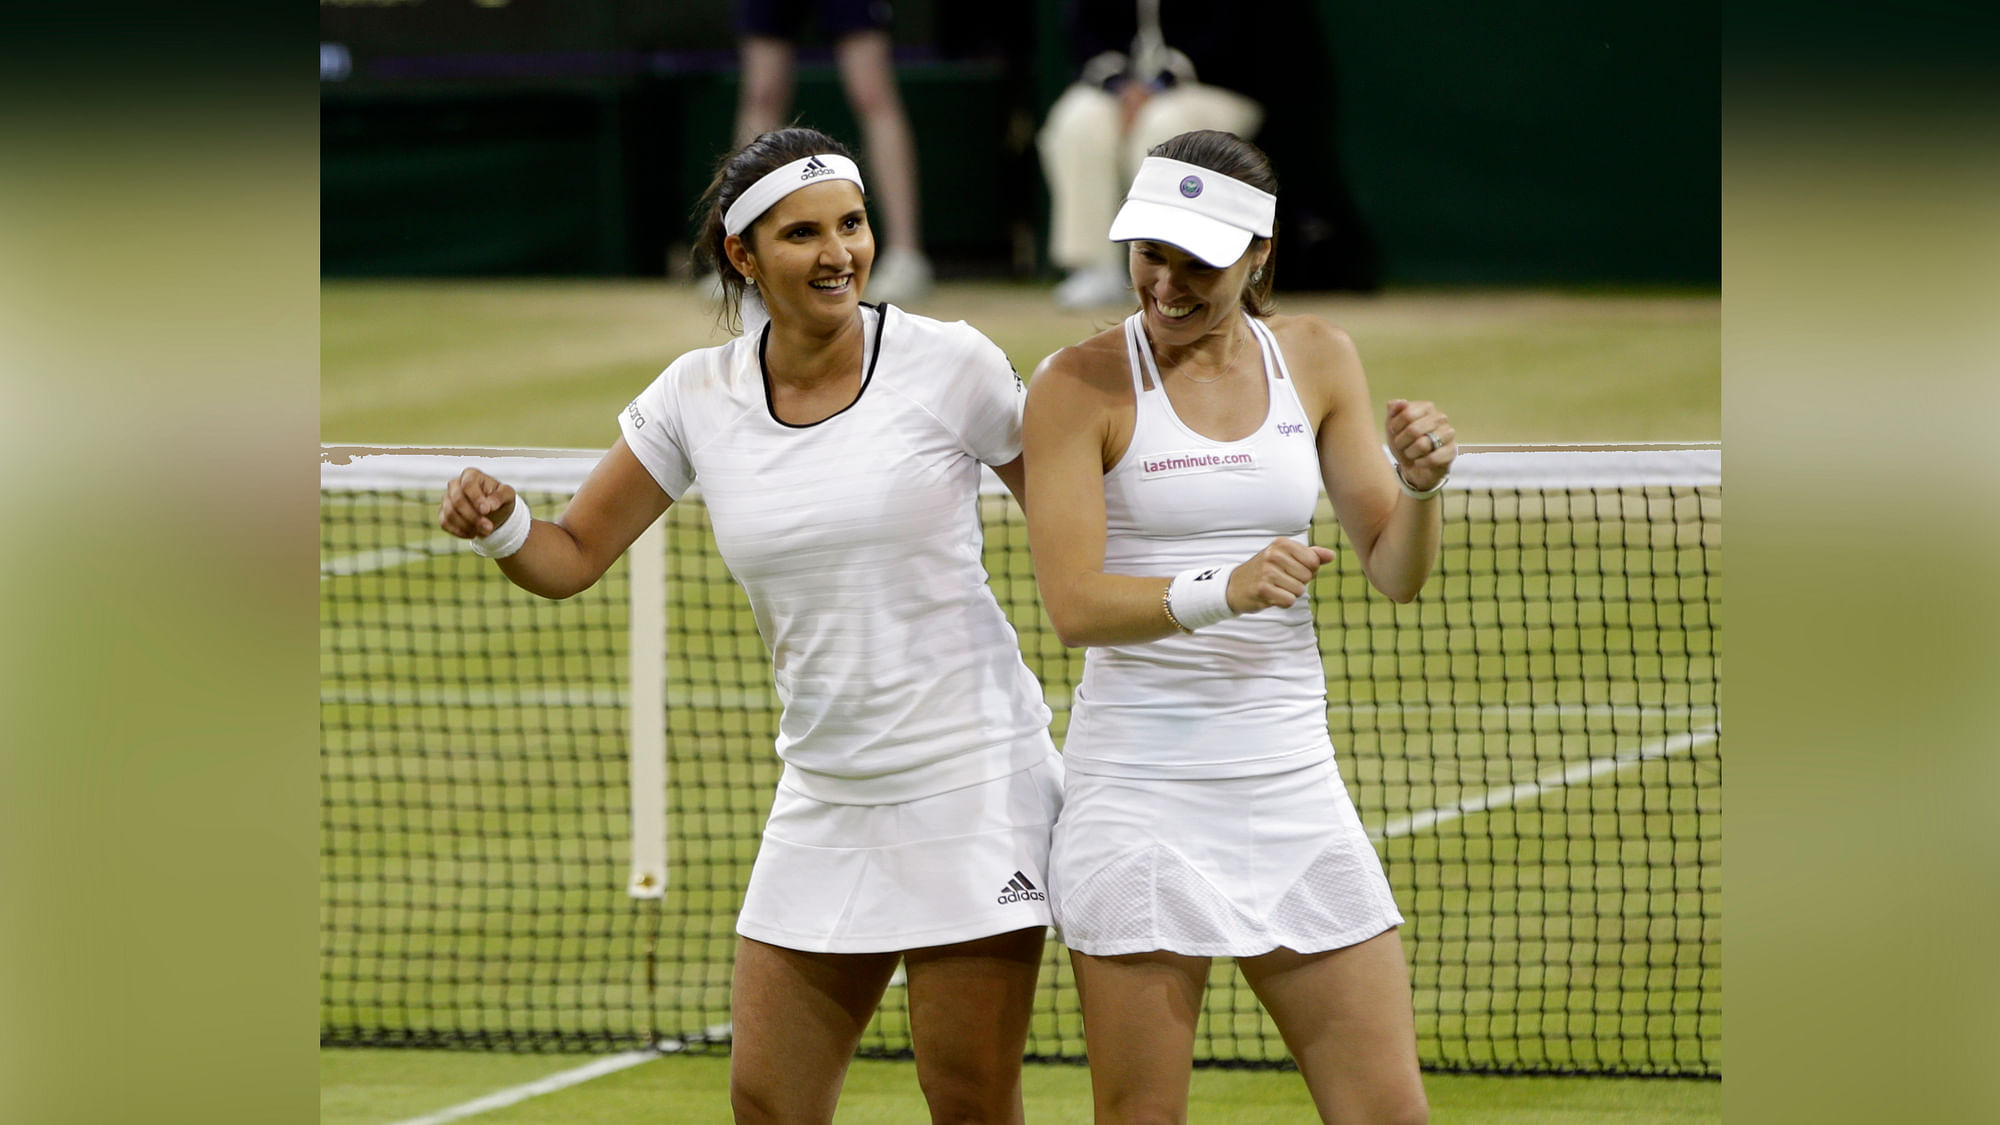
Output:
[1395,466,1449,501]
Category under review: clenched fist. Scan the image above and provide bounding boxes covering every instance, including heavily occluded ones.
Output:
[1226,538,1338,613]
[438,468,518,540]
[1386,399,1454,492]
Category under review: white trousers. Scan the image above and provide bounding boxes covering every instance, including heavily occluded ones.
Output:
[1037,81,1265,271]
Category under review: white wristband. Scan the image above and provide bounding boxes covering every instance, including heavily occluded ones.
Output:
[470,497,532,558]
[1167,565,1237,631]
[1396,466,1449,500]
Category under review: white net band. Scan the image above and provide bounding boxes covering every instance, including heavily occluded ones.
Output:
[321,443,1721,494]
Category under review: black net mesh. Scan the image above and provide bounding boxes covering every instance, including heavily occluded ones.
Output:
[320,453,1719,1076]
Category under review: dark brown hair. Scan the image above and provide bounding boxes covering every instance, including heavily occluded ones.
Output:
[692,127,860,333]
[1147,130,1280,316]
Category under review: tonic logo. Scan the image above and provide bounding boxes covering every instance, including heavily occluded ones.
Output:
[625,402,647,430]
[1180,175,1203,198]
[1276,422,1306,436]
[799,156,835,180]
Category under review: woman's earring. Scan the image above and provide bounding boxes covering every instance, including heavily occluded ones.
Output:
[744,276,757,288]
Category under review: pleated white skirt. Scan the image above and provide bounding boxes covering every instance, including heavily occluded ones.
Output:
[1049,758,1403,958]
[736,747,1064,954]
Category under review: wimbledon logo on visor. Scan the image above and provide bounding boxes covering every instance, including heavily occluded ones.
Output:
[1180,175,1203,198]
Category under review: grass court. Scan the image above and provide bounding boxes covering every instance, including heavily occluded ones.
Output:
[321,280,1719,1123]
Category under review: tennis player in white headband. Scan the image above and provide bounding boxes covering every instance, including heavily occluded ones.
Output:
[1022,129,1451,1124]
[441,126,1064,1123]
[712,150,868,336]
[1107,154,1276,267]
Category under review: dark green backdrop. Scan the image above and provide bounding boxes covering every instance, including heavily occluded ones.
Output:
[319,0,1716,285]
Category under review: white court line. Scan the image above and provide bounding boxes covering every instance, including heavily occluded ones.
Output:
[1329,703,1715,721]
[322,536,469,579]
[320,684,1711,724]
[322,685,631,709]
[378,1022,735,1125]
[384,1049,659,1125]
[656,1021,736,1053]
[1371,724,1720,841]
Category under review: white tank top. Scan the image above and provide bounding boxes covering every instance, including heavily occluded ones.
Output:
[1062,312,1335,780]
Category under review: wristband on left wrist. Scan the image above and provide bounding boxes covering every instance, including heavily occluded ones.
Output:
[470,497,533,558]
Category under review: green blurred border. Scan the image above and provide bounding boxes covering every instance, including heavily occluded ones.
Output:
[1726,78,2000,1124]
[0,37,322,1125]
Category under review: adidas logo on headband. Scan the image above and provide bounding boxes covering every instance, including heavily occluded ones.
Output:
[800,155,834,181]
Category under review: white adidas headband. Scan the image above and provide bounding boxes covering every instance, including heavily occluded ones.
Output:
[723,154,867,237]
[1108,157,1277,267]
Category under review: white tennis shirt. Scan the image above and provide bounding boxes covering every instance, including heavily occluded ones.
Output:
[619,305,1052,804]
[1063,313,1336,780]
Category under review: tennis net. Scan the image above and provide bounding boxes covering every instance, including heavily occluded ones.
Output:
[320,443,1720,1076]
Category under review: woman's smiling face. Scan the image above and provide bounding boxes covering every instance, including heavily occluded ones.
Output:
[1128,238,1266,344]
[732,180,874,329]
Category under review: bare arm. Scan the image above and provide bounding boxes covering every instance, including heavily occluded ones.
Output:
[990,453,1028,514]
[1294,319,1453,604]
[438,438,674,600]
[1022,350,1178,647]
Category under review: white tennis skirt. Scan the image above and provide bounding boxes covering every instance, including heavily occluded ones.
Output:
[736,746,1064,954]
[1049,758,1404,958]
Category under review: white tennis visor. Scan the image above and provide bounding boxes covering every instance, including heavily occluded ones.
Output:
[1107,157,1276,267]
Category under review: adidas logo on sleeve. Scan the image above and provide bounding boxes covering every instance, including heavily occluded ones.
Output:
[996,870,1047,904]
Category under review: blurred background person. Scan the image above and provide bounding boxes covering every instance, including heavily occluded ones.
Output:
[730,0,935,303]
[1038,0,1263,310]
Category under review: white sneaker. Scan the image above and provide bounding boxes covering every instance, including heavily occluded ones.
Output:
[867,248,934,305]
[1054,265,1130,310]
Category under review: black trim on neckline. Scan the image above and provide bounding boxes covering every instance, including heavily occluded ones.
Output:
[759,303,890,429]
